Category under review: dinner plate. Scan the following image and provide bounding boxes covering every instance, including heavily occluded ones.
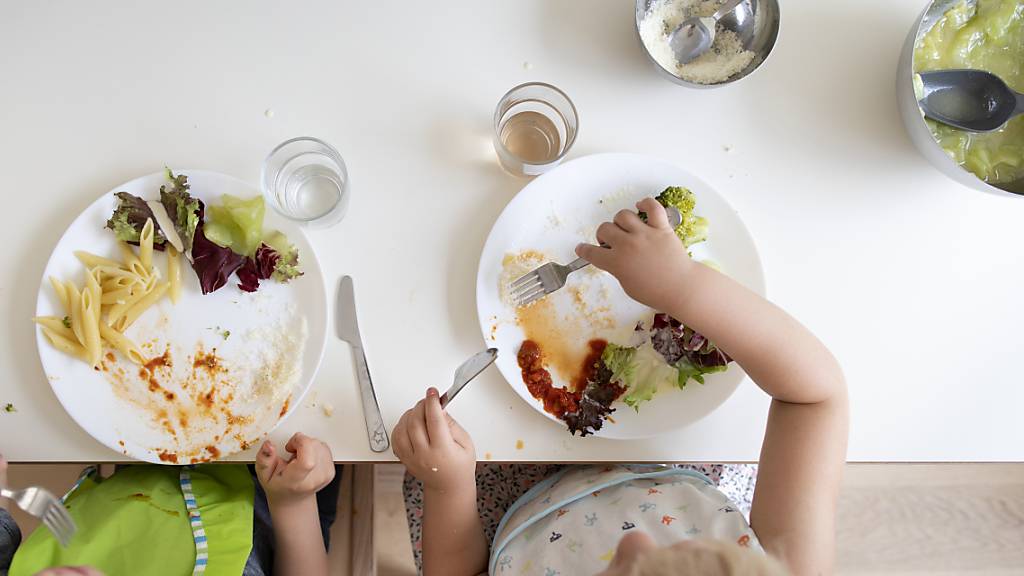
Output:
[35,170,327,463]
[476,153,765,439]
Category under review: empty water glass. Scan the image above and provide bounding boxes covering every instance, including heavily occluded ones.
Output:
[261,137,350,227]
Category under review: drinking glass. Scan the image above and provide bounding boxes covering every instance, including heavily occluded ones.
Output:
[261,137,350,227]
[493,82,579,177]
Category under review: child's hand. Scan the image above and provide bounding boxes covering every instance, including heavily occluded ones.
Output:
[576,198,695,314]
[393,388,476,494]
[255,433,335,508]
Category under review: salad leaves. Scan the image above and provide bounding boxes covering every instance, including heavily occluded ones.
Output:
[563,362,623,437]
[106,192,168,247]
[103,169,303,295]
[598,314,732,413]
[204,195,266,257]
[159,168,200,252]
[190,200,246,294]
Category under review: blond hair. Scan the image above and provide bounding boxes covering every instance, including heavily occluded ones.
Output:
[629,539,789,576]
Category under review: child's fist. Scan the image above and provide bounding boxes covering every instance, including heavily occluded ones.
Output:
[393,388,476,494]
[255,433,335,507]
[576,198,695,314]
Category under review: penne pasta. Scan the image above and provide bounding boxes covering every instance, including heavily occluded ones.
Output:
[129,260,152,283]
[117,281,168,331]
[93,266,134,280]
[49,276,70,316]
[40,327,89,363]
[118,242,141,271]
[101,275,138,293]
[106,283,148,328]
[80,289,102,367]
[66,281,84,345]
[139,219,155,270]
[100,287,133,305]
[86,269,102,325]
[99,323,144,364]
[74,251,123,270]
[167,246,181,304]
[32,316,77,342]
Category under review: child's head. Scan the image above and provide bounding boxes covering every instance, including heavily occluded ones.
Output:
[596,532,788,576]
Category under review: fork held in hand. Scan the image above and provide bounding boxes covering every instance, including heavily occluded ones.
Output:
[510,205,684,307]
[511,257,592,307]
[2,486,76,547]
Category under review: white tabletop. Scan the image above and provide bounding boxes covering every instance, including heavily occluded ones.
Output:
[1,0,1021,463]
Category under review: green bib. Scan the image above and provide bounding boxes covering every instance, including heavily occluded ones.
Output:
[9,465,254,576]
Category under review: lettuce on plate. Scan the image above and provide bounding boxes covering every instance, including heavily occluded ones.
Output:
[649,313,730,386]
[106,192,168,248]
[203,195,266,257]
[600,314,732,412]
[190,200,245,294]
[236,232,303,292]
[603,342,680,409]
[159,168,200,252]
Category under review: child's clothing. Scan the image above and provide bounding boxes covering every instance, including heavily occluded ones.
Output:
[403,463,757,574]
[0,464,341,576]
[490,465,760,575]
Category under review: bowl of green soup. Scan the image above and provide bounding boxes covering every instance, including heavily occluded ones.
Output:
[898,0,1024,197]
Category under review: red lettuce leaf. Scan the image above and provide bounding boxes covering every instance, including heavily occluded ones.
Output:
[234,243,282,293]
[190,200,245,294]
[650,313,732,381]
[563,362,625,437]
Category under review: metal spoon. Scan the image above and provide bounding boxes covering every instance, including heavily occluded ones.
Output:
[918,69,1024,133]
[668,0,751,64]
[440,348,498,408]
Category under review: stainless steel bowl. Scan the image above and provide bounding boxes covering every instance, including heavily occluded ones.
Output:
[897,0,1024,197]
[634,0,780,88]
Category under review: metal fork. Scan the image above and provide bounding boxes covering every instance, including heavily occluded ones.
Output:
[2,486,76,546]
[510,206,684,307]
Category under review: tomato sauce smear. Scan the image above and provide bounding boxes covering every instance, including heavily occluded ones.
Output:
[517,339,611,421]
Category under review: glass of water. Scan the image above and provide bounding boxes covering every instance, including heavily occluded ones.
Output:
[493,82,579,177]
[261,137,350,227]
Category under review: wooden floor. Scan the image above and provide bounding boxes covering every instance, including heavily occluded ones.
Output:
[5,463,1023,575]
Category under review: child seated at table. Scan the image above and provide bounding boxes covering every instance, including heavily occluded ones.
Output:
[0,433,339,576]
[395,198,848,576]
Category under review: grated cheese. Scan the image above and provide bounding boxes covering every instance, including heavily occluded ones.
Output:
[639,0,757,85]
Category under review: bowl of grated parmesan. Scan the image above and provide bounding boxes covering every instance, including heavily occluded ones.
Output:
[635,0,780,87]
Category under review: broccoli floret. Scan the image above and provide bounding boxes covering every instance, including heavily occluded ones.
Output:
[654,186,707,249]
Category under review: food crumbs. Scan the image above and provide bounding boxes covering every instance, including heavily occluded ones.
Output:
[62,316,71,329]
[157,451,178,463]
[278,398,291,418]
[206,445,221,459]
[264,108,275,119]
[105,352,115,363]
[321,402,335,417]
[515,439,525,450]
[3,403,15,413]
[484,452,493,460]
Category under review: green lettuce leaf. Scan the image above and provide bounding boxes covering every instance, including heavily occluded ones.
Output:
[602,342,678,411]
[159,168,200,252]
[204,195,266,257]
[105,192,167,245]
[263,231,302,282]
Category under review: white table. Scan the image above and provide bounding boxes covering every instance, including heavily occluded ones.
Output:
[1,0,1021,463]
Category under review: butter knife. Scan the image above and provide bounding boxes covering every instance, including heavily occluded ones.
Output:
[336,276,390,453]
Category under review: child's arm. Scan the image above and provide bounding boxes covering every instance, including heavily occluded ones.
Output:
[577,199,848,576]
[255,433,336,576]
[393,388,487,576]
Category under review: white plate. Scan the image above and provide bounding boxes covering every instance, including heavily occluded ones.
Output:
[35,170,327,463]
[476,153,765,439]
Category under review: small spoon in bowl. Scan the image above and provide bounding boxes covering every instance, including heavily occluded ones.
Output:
[918,69,1024,133]
[668,0,749,64]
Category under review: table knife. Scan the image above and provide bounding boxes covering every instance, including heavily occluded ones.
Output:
[336,276,390,453]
